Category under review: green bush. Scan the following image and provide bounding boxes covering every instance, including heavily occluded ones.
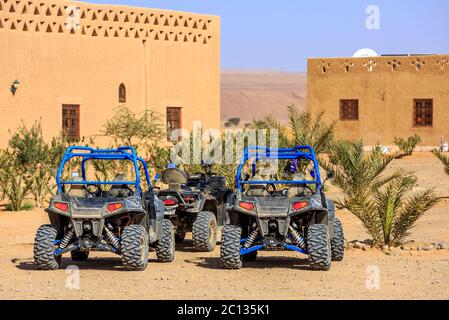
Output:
[0,154,33,212]
[394,134,422,158]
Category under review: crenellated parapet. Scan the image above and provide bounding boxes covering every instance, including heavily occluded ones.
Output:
[0,0,216,44]
[309,55,449,76]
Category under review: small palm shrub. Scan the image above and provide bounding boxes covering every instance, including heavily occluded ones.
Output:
[323,141,397,209]
[324,140,438,246]
[394,134,422,158]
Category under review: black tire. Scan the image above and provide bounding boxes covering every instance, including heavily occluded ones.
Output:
[220,225,243,269]
[306,224,331,271]
[242,250,258,262]
[331,218,345,261]
[156,219,175,262]
[192,211,217,252]
[34,225,62,270]
[120,225,149,271]
[71,250,89,261]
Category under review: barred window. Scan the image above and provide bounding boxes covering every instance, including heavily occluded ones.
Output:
[340,100,359,121]
[62,105,80,141]
[166,107,182,141]
[413,99,433,127]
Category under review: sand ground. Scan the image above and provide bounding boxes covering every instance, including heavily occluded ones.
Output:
[0,153,448,300]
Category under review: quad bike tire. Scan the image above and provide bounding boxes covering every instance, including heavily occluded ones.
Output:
[34,225,62,270]
[220,225,243,269]
[120,225,149,271]
[306,224,331,271]
[192,211,218,252]
[331,218,345,261]
[156,219,176,262]
[71,250,89,262]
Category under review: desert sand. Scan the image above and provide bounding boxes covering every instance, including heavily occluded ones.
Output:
[221,71,307,127]
[0,153,449,300]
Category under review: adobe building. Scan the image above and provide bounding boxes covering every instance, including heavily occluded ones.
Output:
[0,0,220,146]
[307,54,449,146]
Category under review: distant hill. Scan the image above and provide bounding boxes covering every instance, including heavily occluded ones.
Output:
[221,70,307,128]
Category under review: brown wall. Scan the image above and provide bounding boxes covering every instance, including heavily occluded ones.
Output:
[307,55,449,146]
[0,0,220,147]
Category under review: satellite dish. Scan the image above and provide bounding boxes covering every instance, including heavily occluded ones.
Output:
[353,48,378,58]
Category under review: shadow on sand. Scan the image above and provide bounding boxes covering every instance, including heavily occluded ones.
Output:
[184,255,316,271]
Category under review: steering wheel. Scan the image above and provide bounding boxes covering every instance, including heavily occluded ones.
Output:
[266,183,277,195]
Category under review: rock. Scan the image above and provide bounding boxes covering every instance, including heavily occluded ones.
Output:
[441,243,449,250]
[419,245,434,251]
[382,245,390,251]
[354,242,366,250]
[433,242,443,250]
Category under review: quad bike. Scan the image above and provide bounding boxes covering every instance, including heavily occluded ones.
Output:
[34,146,175,271]
[220,146,344,271]
[157,164,233,252]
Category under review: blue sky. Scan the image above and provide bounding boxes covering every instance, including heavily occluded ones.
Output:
[85,0,449,71]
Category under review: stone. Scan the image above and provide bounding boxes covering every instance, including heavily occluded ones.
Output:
[354,242,366,250]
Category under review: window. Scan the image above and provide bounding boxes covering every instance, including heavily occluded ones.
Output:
[340,100,359,121]
[62,105,80,141]
[166,107,182,141]
[118,83,126,103]
[413,99,433,127]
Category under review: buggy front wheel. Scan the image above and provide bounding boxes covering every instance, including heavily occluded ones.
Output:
[220,225,243,269]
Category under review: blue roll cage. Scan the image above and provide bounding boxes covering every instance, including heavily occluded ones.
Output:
[56,146,152,193]
[236,146,322,191]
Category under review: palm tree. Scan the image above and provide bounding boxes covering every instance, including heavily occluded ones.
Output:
[250,105,336,156]
[324,141,439,246]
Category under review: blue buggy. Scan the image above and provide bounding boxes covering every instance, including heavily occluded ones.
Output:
[220,146,344,270]
[33,146,175,271]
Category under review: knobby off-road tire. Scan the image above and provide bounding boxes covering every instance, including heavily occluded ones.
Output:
[120,225,149,271]
[71,250,89,262]
[331,218,345,261]
[156,219,176,262]
[220,225,243,269]
[192,211,218,252]
[34,225,62,270]
[306,224,331,271]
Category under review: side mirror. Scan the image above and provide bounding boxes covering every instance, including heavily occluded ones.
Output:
[326,171,334,180]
